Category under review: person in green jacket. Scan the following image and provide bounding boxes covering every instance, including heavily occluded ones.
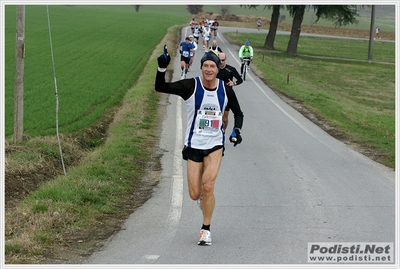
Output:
[238,41,253,76]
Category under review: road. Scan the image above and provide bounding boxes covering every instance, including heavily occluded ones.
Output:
[86,26,395,265]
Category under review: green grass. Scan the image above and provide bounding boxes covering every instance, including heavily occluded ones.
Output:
[5,5,189,137]
[225,32,395,167]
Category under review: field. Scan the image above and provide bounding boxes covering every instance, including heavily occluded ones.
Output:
[3,4,396,264]
[4,5,189,137]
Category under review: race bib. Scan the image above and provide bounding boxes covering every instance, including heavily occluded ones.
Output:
[195,110,222,136]
[182,51,189,57]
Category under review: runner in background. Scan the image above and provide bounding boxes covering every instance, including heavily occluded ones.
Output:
[179,36,195,79]
[190,18,197,34]
[193,25,201,44]
[257,18,262,32]
[209,18,215,38]
[199,17,207,35]
[375,27,381,39]
[212,19,219,38]
[208,39,223,54]
[216,52,243,132]
[202,24,211,50]
[188,35,198,70]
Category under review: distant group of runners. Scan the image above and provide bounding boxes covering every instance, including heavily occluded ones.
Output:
[190,17,219,49]
[176,17,222,79]
[179,17,254,83]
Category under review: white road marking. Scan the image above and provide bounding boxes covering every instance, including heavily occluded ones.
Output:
[166,97,183,228]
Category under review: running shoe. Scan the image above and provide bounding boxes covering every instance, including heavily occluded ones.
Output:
[198,229,212,246]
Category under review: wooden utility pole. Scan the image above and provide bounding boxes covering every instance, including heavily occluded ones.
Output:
[368,5,375,63]
[13,5,25,144]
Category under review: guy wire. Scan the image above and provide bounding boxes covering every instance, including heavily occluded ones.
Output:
[46,5,66,175]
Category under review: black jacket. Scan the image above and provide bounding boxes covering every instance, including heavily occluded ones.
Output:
[217,64,243,86]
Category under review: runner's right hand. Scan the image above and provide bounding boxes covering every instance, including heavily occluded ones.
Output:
[158,45,170,68]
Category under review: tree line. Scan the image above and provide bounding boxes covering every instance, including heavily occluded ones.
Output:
[187,5,360,57]
[253,5,359,56]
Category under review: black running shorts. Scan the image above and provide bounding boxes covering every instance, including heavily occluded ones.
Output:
[180,56,190,64]
[182,145,224,162]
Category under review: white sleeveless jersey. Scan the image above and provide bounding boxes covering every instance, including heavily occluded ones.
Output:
[203,28,211,38]
[184,77,227,149]
[193,27,200,37]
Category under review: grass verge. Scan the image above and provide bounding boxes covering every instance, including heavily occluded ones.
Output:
[4,24,182,264]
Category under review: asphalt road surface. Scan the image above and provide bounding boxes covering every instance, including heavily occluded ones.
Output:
[86,26,395,266]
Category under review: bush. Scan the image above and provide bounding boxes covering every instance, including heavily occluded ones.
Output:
[187,5,203,14]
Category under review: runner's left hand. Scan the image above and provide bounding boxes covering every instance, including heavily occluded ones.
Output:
[229,128,242,147]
